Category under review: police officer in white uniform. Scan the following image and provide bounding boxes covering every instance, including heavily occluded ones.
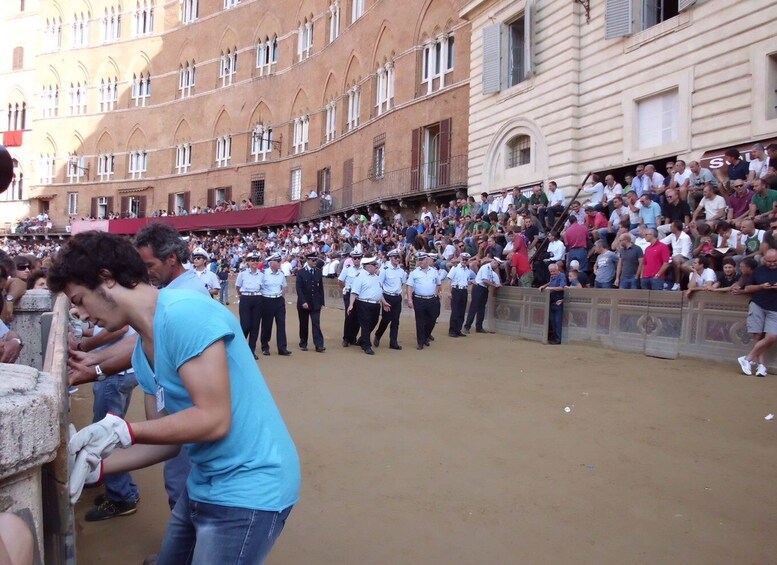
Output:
[464,257,503,334]
[235,252,264,359]
[338,251,363,347]
[259,253,291,356]
[191,247,220,298]
[374,249,407,350]
[348,257,388,355]
[406,252,441,350]
[447,252,474,337]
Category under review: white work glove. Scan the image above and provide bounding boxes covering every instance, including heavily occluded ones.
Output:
[69,448,103,504]
[68,414,135,462]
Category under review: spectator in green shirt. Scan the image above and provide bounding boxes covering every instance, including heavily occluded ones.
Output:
[749,178,777,228]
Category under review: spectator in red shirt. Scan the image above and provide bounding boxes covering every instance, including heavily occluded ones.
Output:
[584,206,609,242]
[564,215,589,272]
[640,228,670,290]
[510,251,533,287]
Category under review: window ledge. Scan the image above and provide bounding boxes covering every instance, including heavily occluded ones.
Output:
[498,76,536,103]
[625,11,692,53]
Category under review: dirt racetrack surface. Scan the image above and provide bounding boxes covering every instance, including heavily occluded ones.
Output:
[72,302,777,564]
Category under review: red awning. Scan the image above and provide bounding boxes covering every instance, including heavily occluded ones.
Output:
[106,202,300,235]
[2,131,23,147]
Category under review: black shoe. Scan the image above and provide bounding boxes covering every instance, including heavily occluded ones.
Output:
[226,302,230,305]
[448,333,460,338]
[424,339,431,346]
[279,350,292,356]
[262,350,270,356]
[548,339,561,345]
[315,347,326,352]
[84,498,138,522]
[373,336,381,347]
[457,332,467,337]
[95,493,139,507]
[476,328,487,334]
[253,353,259,360]
[300,345,308,351]
[389,344,403,350]
[462,327,471,335]
[342,339,349,347]
[363,347,375,355]
[417,344,424,350]
[428,335,435,341]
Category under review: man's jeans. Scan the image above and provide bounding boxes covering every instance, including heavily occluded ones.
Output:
[640,277,665,290]
[619,277,639,289]
[157,489,293,565]
[567,248,588,271]
[594,280,613,289]
[219,281,229,304]
[92,372,139,503]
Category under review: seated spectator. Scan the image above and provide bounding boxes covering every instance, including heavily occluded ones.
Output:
[669,160,692,194]
[528,185,549,227]
[725,148,750,182]
[686,255,718,298]
[712,221,743,268]
[630,193,663,234]
[690,184,726,230]
[658,189,691,237]
[735,219,765,267]
[687,160,718,207]
[583,174,605,211]
[692,222,715,259]
[603,175,623,211]
[584,206,608,242]
[601,196,628,242]
[661,221,693,290]
[544,181,566,229]
[748,177,777,229]
[715,258,739,289]
[26,270,48,290]
[546,231,566,263]
[727,180,754,228]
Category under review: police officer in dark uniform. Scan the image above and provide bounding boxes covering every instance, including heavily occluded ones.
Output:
[338,251,363,347]
[260,253,291,356]
[374,249,406,350]
[446,252,473,337]
[235,252,264,359]
[296,251,326,352]
[347,257,388,355]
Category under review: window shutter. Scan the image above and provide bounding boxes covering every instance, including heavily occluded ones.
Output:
[106,197,114,215]
[410,127,421,192]
[342,158,353,208]
[438,118,451,186]
[168,193,175,213]
[184,191,191,212]
[224,186,232,202]
[679,0,697,11]
[90,197,97,218]
[524,1,535,79]
[207,188,216,208]
[605,0,633,39]
[481,24,502,95]
[138,195,147,217]
[121,196,129,214]
[316,168,323,193]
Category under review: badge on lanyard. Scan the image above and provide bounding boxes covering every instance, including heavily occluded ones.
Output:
[156,386,165,412]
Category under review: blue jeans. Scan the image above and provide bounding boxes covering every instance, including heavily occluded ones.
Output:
[158,489,293,565]
[219,281,229,304]
[619,277,639,289]
[92,373,139,503]
[567,248,588,271]
[640,277,665,290]
[164,450,192,510]
[594,280,613,289]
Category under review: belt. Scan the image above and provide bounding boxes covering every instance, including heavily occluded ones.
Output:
[383,292,401,296]
[570,247,586,250]
[452,285,468,290]
[414,294,436,299]
[358,299,380,304]
[241,291,262,296]
[262,294,283,298]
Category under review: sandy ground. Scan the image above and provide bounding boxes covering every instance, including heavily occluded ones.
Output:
[71,300,777,565]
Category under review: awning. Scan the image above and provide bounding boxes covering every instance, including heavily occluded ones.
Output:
[29,194,57,201]
[699,137,777,171]
[106,202,301,235]
[117,186,153,194]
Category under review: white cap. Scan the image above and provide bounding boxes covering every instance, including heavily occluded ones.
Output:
[192,247,209,259]
[361,257,378,266]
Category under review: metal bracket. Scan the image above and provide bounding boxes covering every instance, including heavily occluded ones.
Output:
[576,0,591,23]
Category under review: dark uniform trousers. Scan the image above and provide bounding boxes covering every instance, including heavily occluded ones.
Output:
[465,285,489,331]
[298,306,324,349]
[238,295,262,354]
[356,301,381,350]
[449,288,469,335]
[342,291,359,344]
[375,293,402,345]
[413,295,440,347]
[260,296,288,353]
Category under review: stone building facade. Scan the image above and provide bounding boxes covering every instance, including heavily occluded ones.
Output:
[1,0,471,227]
[462,0,777,198]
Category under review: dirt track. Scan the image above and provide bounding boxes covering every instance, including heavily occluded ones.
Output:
[72,303,777,564]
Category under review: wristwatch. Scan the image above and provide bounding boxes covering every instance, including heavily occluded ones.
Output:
[95,364,106,381]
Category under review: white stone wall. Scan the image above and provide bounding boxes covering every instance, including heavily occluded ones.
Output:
[463,0,777,197]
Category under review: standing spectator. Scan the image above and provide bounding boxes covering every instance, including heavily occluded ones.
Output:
[685,256,718,298]
[592,240,618,288]
[217,260,230,305]
[640,228,671,290]
[564,215,589,272]
[540,263,566,345]
[510,246,533,287]
[737,249,777,376]
[615,233,643,289]
[463,258,502,334]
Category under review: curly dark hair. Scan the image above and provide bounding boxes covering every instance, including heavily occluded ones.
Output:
[48,231,149,293]
[134,222,190,264]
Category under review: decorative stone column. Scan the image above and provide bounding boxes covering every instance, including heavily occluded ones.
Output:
[0,363,61,565]
[13,290,55,370]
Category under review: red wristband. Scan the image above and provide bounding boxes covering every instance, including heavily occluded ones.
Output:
[126,421,136,445]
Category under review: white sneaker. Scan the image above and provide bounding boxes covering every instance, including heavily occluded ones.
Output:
[738,356,753,376]
[671,283,681,291]
[756,364,768,377]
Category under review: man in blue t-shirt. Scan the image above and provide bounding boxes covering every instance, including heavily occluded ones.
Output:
[50,232,300,565]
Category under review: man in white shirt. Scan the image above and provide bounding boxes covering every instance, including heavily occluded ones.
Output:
[691,184,727,228]
[644,164,665,200]
[670,160,692,191]
[583,174,605,211]
[660,221,693,290]
[603,175,623,209]
[749,143,769,182]
[544,181,565,229]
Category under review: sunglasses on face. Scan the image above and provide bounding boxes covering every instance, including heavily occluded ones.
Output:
[17,265,31,271]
